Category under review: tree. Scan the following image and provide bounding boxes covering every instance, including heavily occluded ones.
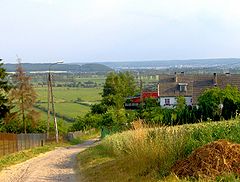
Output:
[222,98,237,120]
[197,85,240,121]
[176,96,186,112]
[91,103,107,114]
[221,85,240,120]
[0,59,11,120]
[9,62,40,133]
[102,72,136,108]
[197,87,222,121]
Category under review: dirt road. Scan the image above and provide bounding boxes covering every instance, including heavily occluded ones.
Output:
[0,139,98,182]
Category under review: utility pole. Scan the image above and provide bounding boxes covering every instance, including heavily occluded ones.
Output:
[49,73,58,143]
[47,61,63,143]
[47,72,51,139]
[139,72,144,107]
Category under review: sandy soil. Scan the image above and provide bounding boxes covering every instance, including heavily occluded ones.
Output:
[0,139,98,182]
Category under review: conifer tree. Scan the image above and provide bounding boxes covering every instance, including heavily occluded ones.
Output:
[9,61,39,133]
[0,59,11,120]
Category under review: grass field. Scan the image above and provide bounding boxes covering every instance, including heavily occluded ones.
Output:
[77,119,240,181]
[35,87,103,122]
[75,76,106,85]
[35,87,102,103]
[37,103,90,118]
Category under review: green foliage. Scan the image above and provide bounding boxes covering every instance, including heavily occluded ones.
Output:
[51,119,69,135]
[91,103,107,114]
[0,59,11,120]
[176,96,186,111]
[72,71,137,134]
[102,72,136,108]
[198,87,222,121]
[0,118,47,134]
[222,98,237,120]
[144,97,158,109]
[198,85,240,121]
[70,114,102,132]
[101,108,129,130]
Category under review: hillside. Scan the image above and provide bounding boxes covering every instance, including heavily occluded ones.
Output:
[4,63,113,73]
[77,120,240,181]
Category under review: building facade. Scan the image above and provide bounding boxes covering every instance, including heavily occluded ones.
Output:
[158,72,240,108]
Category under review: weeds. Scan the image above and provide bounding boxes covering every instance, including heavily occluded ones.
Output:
[78,119,240,181]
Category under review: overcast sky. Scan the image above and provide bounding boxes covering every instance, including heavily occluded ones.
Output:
[1,0,240,63]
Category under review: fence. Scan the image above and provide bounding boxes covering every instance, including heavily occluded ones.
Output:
[0,133,46,157]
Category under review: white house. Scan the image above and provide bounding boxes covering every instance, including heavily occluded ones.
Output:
[157,72,240,108]
[159,96,192,108]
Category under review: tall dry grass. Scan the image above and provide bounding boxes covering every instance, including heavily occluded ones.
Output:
[99,119,240,179]
[100,120,188,178]
[78,119,240,181]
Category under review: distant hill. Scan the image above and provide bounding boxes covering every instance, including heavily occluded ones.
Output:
[80,63,113,72]
[4,63,113,73]
[101,58,240,70]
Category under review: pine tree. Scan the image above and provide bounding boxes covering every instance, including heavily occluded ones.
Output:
[0,59,11,119]
[9,61,40,133]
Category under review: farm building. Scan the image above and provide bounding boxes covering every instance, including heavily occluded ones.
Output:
[124,91,158,109]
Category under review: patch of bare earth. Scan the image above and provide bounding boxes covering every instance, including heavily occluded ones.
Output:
[0,139,98,182]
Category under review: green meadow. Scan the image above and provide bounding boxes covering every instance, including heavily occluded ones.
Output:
[36,87,102,103]
[37,103,90,118]
[35,87,102,121]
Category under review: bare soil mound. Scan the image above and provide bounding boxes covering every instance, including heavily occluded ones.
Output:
[172,140,240,178]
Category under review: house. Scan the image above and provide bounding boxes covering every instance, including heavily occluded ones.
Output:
[158,72,240,108]
[124,91,158,109]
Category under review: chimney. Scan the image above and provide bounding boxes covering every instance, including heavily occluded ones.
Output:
[175,72,178,83]
[225,72,230,76]
[213,73,217,86]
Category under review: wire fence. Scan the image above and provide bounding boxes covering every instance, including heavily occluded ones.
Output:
[0,133,46,157]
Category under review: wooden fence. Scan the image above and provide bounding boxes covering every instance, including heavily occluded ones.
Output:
[0,133,46,156]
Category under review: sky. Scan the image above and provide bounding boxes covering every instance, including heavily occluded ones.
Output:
[1,0,240,63]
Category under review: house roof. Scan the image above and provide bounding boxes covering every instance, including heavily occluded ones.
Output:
[158,73,240,105]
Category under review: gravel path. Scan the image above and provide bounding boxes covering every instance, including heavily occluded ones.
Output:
[0,139,98,182]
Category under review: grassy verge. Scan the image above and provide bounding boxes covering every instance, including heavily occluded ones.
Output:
[69,129,100,145]
[0,142,69,171]
[77,119,240,181]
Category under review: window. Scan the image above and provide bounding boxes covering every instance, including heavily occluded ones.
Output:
[179,83,188,92]
[165,98,170,105]
[179,85,186,92]
[132,103,139,106]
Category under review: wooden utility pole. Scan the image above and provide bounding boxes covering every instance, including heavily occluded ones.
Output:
[139,73,144,107]
[49,73,59,143]
[47,73,51,139]
[47,61,63,143]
